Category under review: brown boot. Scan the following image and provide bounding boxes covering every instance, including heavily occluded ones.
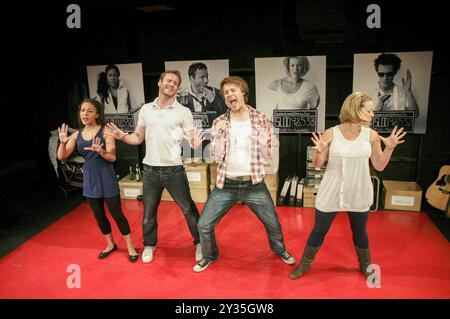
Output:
[355,246,374,277]
[289,245,321,280]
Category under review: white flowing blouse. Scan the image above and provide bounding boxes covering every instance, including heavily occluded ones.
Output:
[315,125,373,213]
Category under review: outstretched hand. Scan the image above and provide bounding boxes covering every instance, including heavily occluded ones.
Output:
[58,123,70,144]
[380,126,406,150]
[311,132,331,153]
[105,122,126,140]
[84,136,104,153]
[185,128,205,149]
[402,69,412,92]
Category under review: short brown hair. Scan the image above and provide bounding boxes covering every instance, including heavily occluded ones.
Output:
[159,70,182,87]
[339,92,372,123]
[220,76,249,103]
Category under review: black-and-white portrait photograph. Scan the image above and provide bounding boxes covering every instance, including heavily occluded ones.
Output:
[164,59,229,129]
[255,56,326,133]
[353,51,433,134]
[86,63,145,131]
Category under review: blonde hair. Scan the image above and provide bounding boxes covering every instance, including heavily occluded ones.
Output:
[220,76,249,103]
[339,92,372,123]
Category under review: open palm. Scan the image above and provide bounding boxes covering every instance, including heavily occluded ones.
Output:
[184,128,205,149]
[380,126,406,150]
[402,69,412,92]
[84,137,104,153]
[105,122,126,140]
[58,123,70,144]
[311,132,331,153]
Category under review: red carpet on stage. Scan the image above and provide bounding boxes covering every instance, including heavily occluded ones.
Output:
[0,200,449,299]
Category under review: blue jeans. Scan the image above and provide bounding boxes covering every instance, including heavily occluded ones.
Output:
[307,209,369,248]
[142,165,200,247]
[198,179,287,262]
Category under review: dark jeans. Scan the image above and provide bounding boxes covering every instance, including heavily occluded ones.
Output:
[142,164,200,247]
[86,195,131,236]
[198,179,287,262]
[307,209,369,249]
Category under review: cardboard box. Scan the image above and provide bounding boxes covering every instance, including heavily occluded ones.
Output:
[210,163,218,183]
[303,187,318,208]
[184,162,210,188]
[267,186,278,204]
[118,163,211,203]
[381,180,422,212]
[264,173,279,188]
[118,176,143,199]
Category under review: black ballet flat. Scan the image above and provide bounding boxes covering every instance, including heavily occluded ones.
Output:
[98,244,117,259]
[129,254,139,263]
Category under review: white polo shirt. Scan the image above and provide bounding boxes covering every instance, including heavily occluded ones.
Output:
[138,98,194,166]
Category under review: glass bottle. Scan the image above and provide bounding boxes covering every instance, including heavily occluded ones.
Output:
[129,165,134,180]
[135,164,141,181]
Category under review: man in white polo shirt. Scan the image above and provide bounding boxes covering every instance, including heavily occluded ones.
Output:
[106,71,204,263]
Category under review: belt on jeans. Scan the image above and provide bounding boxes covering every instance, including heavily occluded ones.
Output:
[146,165,182,171]
[227,176,252,182]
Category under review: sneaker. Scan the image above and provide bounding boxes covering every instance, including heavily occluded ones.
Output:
[193,258,215,272]
[280,251,296,265]
[142,246,155,263]
[195,244,203,262]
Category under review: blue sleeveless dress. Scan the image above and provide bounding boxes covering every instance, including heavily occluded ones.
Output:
[77,126,120,198]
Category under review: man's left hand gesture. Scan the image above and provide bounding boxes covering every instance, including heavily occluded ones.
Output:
[402,69,413,92]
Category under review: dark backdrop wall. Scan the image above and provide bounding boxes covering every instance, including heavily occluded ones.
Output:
[2,0,449,199]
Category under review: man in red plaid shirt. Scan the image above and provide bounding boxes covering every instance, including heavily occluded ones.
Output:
[193,76,295,272]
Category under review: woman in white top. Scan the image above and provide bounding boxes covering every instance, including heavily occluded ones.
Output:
[268,56,320,110]
[290,92,406,280]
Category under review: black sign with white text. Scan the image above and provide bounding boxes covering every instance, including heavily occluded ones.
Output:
[105,113,135,133]
[273,110,317,133]
[372,111,415,133]
[193,112,217,129]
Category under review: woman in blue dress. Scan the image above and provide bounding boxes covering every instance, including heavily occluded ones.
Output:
[57,99,139,262]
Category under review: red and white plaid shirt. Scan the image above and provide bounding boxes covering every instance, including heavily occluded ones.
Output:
[211,105,274,189]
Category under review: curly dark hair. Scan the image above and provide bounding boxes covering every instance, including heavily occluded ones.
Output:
[373,53,402,73]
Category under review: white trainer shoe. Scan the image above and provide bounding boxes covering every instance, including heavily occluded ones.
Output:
[193,258,215,272]
[142,246,155,263]
[280,251,296,265]
[195,244,203,262]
